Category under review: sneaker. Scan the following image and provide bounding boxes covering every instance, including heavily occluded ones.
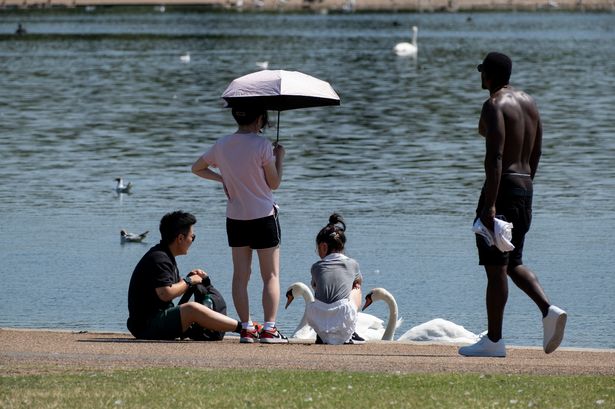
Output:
[345,332,366,345]
[240,327,259,344]
[259,327,289,344]
[458,333,506,357]
[543,305,567,354]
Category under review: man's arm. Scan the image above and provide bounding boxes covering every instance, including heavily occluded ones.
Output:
[480,100,506,229]
[155,269,207,303]
[529,115,542,180]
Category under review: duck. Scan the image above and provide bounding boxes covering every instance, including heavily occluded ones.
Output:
[393,25,418,58]
[180,52,191,63]
[363,287,479,343]
[120,229,149,244]
[114,177,132,194]
[284,282,402,341]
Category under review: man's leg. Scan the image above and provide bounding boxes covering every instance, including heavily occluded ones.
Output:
[232,246,253,324]
[485,265,509,342]
[508,264,566,353]
[179,302,240,332]
[507,264,550,317]
[459,265,508,357]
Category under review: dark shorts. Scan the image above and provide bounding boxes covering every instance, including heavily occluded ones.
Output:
[475,181,533,268]
[226,212,281,249]
[127,306,183,340]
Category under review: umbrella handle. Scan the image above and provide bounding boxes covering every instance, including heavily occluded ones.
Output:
[276,111,280,144]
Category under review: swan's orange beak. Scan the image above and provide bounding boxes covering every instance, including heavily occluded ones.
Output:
[362,293,373,311]
[285,290,294,309]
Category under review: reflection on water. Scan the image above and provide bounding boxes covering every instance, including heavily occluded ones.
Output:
[1,11,614,348]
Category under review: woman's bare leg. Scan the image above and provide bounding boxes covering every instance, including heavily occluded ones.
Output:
[232,246,253,323]
[256,246,280,323]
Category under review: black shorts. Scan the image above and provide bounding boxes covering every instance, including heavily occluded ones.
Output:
[127,306,183,340]
[226,212,281,249]
[475,182,532,268]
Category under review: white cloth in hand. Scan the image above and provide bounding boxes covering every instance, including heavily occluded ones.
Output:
[472,218,515,252]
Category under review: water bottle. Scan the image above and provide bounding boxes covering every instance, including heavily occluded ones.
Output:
[203,294,214,310]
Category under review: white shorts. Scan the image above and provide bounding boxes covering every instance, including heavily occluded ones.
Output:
[306,298,357,345]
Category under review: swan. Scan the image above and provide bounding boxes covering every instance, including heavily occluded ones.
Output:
[284,282,317,339]
[115,177,132,194]
[362,288,399,341]
[363,287,479,344]
[398,318,478,344]
[120,229,149,244]
[284,282,401,341]
[180,52,191,63]
[393,26,418,57]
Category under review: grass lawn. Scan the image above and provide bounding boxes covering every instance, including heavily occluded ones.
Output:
[1,368,613,408]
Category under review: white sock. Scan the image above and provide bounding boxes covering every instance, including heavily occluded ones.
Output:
[242,321,254,330]
[263,321,275,331]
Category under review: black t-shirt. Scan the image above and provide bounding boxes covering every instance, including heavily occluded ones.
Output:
[127,243,179,329]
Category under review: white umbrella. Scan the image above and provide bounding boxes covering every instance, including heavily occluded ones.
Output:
[222,69,340,141]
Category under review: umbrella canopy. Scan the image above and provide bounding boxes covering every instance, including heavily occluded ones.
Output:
[222,69,340,111]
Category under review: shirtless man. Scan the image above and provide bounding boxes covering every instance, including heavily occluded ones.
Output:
[459,52,567,358]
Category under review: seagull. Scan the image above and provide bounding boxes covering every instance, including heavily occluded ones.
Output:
[255,61,269,70]
[115,177,132,194]
[180,52,191,63]
[121,229,149,244]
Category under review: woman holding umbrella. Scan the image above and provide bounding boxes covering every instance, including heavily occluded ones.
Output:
[192,106,288,344]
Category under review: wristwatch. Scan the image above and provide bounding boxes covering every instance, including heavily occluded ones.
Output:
[183,276,193,287]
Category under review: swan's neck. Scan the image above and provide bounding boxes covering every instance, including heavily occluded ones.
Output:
[382,295,398,341]
[411,30,418,46]
[293,283,315,336]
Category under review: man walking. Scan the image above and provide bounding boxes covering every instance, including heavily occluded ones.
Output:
[459,52,567,358]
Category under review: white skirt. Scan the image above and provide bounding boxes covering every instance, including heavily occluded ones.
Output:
[306,298,357,345]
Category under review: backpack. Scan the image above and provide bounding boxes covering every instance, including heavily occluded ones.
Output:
[179,277,228,341]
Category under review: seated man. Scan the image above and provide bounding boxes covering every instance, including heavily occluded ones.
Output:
[127,210,242,340]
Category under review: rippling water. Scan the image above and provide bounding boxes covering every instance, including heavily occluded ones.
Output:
[1,11,614,348]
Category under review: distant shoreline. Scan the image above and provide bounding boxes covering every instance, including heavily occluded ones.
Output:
[1,0,614,12]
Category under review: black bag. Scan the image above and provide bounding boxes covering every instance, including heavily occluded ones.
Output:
[179,277,228,341]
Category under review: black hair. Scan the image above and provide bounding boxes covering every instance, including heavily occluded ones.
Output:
[478,52,512,88]
[159,211,196,245]
[316,213,347,255]
[231,107,268,130]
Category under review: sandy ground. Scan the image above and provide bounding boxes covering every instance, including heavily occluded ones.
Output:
[1,328,614,376]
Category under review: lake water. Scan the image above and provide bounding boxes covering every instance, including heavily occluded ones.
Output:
[1,10,614,349]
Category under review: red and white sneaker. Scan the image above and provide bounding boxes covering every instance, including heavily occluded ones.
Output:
[240,327,259,343]
[259,327,289,344]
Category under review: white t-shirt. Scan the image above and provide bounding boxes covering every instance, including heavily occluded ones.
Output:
[201,132,275,220]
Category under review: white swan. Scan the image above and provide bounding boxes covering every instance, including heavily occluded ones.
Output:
[115,177,132,194]
[285,282,316,339]
[363,287,479,344]
[393,26,418,57]
[180,52,191,63]
[362,288,400,341]
[398,318,478,344]
[284,282,401,341]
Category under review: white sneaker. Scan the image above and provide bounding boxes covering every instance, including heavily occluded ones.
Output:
[543,305,567,354]
[458,333,506,357]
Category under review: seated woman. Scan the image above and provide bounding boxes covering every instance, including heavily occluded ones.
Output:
[306,213,365,345]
